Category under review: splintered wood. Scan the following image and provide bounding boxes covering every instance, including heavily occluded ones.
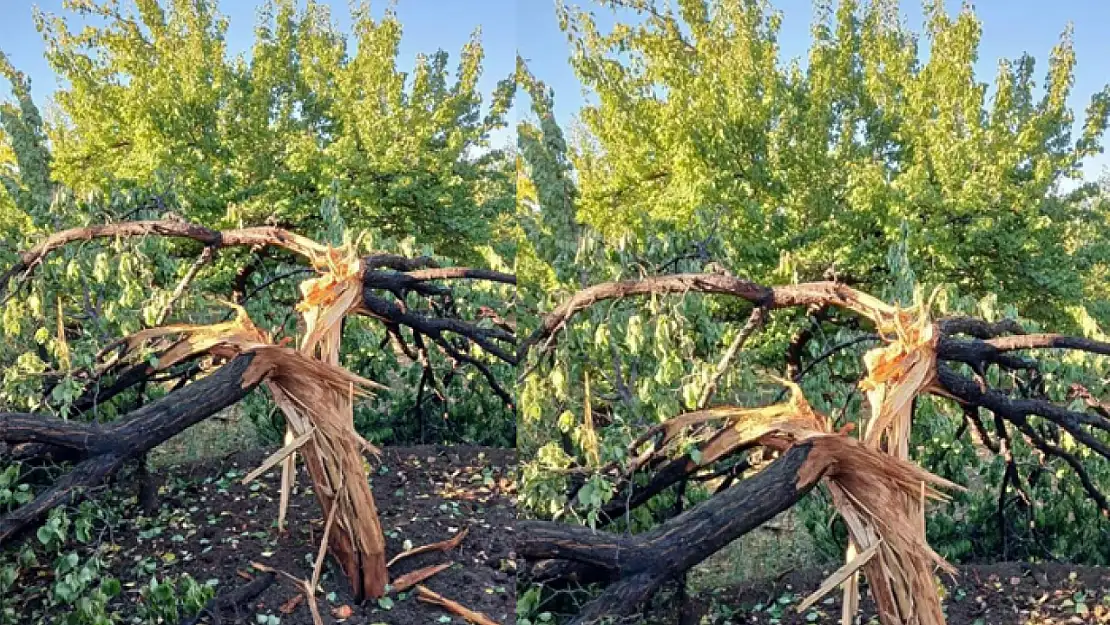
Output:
[390,562,453,593]
[675,291,960,625]
[107,241,392,599]
[263,240,390,599]
[790,291,957,625]
[835,294,950,625]
[387,527,470,567]
[801,434,959,625]
[416,585,502,625]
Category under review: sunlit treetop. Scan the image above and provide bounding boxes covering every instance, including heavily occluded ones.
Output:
[4,0,515,261]
[558,0,1110,322]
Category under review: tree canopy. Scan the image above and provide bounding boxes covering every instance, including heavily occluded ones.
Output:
[557,0,1110,324]
[3,0,515,261]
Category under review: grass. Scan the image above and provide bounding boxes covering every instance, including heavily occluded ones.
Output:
[688,509,830,591]
[148,406,266,468]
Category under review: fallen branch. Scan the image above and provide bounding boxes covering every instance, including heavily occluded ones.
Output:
[2,219,518,602]
[520,274,901,359]
[521,272,1110,624]
[0,353,262,542]
[522,442,823,624]
[387,527,469,568]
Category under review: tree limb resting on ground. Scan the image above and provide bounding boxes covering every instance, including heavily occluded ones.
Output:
[520,272,1110,622]
[0,353,261,543]
[521,443,822,625]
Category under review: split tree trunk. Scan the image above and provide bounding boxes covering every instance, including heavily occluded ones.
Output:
[294,423,389,599]
[1,218,519,598]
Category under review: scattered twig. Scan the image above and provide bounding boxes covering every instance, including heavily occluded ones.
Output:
[387,527,470,568]
[391,562,454,593]
[416,585,502,625]
[279,593,304,615]
[251,561,324,625]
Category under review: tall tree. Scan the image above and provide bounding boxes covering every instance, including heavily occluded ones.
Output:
[22,0,514,260]
[559,0,1110,323]
[0,0,517,446]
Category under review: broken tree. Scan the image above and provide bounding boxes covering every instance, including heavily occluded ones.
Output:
[0,219,516,600]
[519,273,1110,625]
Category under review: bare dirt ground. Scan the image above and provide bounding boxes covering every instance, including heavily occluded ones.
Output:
[687,562,1110,624]
[8,445,516,624]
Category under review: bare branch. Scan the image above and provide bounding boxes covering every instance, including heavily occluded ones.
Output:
[697,306,765,409]
[987,333,1110,356]
[361,293,516,365]
[520,275,898,361]
[156,245,216,325]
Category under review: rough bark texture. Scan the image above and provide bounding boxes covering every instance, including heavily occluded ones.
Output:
[0,354,260,543]
[520,442,821,624]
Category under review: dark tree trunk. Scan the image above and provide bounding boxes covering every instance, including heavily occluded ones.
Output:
[0,354,261,544]
[519,442,823,624]
[137,455,160,516]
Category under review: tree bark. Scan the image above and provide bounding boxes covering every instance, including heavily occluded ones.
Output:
[0,354,260,544]
[520,442,823,624]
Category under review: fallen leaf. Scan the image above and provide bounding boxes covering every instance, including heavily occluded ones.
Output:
[331,605,354,620]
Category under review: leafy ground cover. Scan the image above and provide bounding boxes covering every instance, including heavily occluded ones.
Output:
[1,445,515,625]
[686,563,1110,624]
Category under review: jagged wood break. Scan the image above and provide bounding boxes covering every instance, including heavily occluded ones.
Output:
[0,220,516,600]
[520,274,1110,625]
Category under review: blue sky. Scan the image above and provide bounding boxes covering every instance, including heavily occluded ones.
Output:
[2,1,1110,178]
